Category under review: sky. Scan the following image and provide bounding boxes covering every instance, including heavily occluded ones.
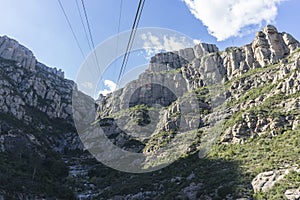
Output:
[0,0,300,97]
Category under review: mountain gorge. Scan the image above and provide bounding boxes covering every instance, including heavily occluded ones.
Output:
[0,25,300,199]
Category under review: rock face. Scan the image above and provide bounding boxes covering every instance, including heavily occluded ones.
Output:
[0,35,96,155]
[252,168,300,194]
[97,25,300,148]
[252,169,289,193]
[0,36,36,71]
[285,189,300,200]
[91,25,300,198]
[222,25,299,79]
[0,35,92,198]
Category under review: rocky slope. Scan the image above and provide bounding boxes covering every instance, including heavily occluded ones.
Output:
[0,35,93,199]
[94,25,300,199]
[0,25,299,199]
[96,24,300,155]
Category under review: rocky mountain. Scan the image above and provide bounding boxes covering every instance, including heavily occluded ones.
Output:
[0,35,92,199]
[0,25,300,199]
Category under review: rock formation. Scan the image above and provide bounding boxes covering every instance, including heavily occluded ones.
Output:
[0,36,36,71]
[0,25,299,199]
[97,25,300,146]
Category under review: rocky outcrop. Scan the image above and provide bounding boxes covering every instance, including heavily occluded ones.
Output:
[252,169,289,193]
[90,25,300,198]
[98,25,300,113]
[148,43,218,72]
[0,35,95,198]
[97,25,300,147]
[0,57,73,122]
[0,36,91,153]
[221,44,256,79]
[221,49,300,143]
[252,168,300,193]
[0,36,36,71]
[0,36,81,123]
[285,189,300,200]
[222,25,300,80]
[0,35,65,78]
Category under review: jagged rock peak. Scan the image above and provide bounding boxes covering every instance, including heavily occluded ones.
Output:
[263,24,278,34]
[148,43,218,72]
[0,35,36,71]
[221,25,300,79]
[148,25,299,80]
[0,35,65,78]
[252,24,299,65]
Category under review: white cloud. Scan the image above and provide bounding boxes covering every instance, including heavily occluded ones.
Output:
[183,0,285,41]
[141,32,200,59]
[98,80,117,96]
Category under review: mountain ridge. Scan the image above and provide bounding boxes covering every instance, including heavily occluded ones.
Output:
[0,25,299,199]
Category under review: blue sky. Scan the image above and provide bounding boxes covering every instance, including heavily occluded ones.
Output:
[0,0,300,97]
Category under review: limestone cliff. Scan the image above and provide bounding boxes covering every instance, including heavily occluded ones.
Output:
[96,25,300,147]
[0,35,91,199]
[91,25,300,199]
